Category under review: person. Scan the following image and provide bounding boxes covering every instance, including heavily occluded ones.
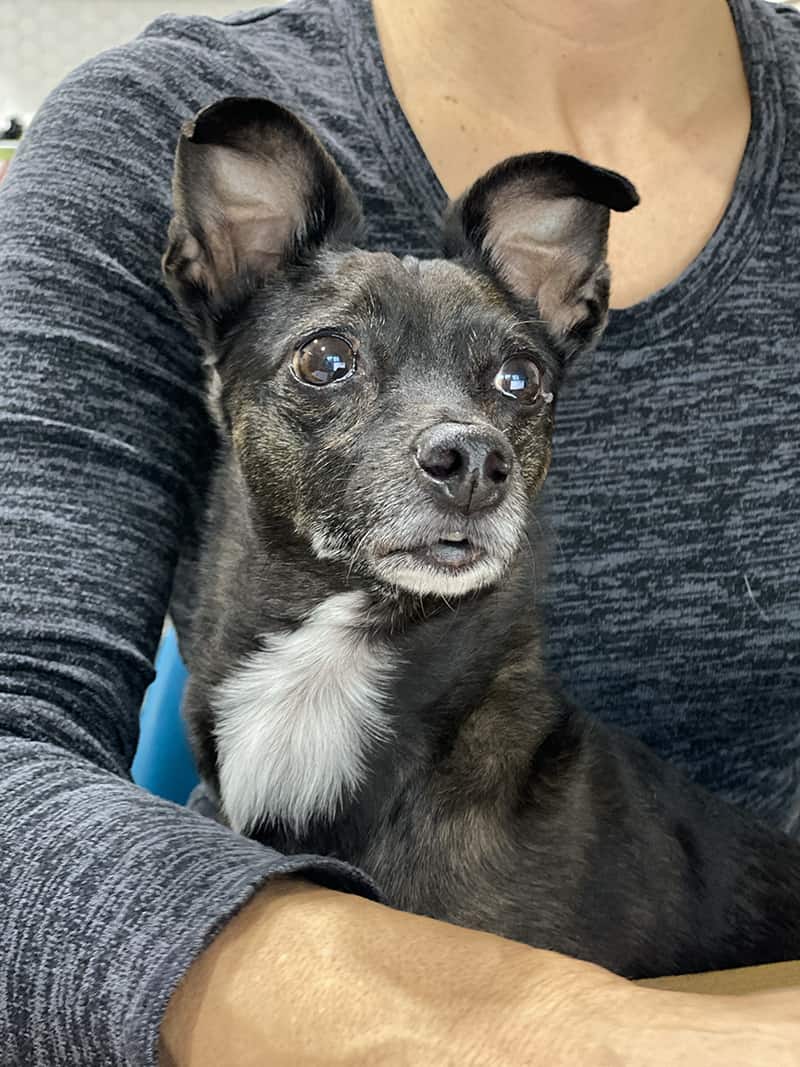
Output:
[0,0,798,1062]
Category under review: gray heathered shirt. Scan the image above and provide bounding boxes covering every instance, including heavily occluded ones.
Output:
[0,0,798,1062]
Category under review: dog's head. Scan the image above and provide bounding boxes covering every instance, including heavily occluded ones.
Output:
[164,98,637,600]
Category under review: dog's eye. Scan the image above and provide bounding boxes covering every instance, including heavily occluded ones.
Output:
[291,335,356,386]
[494,358,545,403]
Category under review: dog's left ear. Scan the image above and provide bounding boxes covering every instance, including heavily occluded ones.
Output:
[444,153,639,353]
[163,97,362,339]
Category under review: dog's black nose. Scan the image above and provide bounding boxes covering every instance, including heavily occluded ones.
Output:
[414,423,513,513]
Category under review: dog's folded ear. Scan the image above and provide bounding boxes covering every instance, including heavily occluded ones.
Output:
[163,97,362,338]
[444,153,639,354]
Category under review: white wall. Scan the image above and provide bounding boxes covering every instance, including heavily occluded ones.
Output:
[1,1,276,123]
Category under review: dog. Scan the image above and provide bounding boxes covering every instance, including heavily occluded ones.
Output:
[163,97,800,980]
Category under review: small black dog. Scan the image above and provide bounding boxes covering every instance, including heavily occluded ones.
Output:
[164,97,800,980]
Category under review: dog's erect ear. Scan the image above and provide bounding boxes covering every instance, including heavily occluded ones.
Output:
[444,153,639,353]
[163,97,362,336]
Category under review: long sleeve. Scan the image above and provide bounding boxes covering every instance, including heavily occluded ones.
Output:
[0,38,376,1067]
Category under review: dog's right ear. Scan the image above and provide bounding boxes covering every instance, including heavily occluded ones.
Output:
[444,153,638,355]
[163,97,362,340]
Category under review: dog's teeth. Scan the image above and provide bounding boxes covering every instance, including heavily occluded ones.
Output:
[442,532,467,542]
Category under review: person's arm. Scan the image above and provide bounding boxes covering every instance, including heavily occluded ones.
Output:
[0,44,377,1066]
[161,879,800,1067]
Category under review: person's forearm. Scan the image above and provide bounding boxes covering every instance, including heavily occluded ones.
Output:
[158,877,597,1066]
[159,879,800,1067]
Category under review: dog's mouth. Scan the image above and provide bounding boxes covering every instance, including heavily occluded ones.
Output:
[389,532,484,570]
[367,525,509,598]
[316,492,528,599]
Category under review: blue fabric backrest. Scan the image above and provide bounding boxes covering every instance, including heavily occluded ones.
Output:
[131,626,199,804]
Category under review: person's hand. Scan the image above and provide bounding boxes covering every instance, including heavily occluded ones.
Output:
[160,878,800,1066]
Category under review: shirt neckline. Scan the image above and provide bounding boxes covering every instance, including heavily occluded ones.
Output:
[331,0,785,351]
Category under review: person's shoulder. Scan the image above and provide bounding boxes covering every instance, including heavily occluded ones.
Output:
[130,0,343,94]
[135,0,337,56]
[18,0,345,204]
[44,1,335,133]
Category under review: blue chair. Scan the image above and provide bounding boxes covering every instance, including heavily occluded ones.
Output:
[132,625,199,804]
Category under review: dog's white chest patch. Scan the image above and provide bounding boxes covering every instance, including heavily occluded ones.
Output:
[213,591,395,836]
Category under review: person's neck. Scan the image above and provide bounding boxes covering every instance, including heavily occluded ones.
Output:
[371,0,743,181]
[371,0,751,309]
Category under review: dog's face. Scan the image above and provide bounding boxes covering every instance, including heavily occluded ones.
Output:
[164,99,637,600]
[192,249,563,599]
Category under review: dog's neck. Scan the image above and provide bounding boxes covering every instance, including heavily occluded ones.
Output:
[203,460,558,848]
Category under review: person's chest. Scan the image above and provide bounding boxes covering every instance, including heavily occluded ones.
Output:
[391,91,751,309]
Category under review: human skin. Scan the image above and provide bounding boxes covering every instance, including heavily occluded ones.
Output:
[160,881,800,1066]
[160,1,798,1062]
[371,0,751,308]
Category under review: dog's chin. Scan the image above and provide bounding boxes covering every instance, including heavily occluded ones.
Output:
[308,508,526,598]
[368,542,509,598]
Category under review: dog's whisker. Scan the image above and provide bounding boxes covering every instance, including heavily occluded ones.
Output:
[528,509,566,569]
[346,530,373,582]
